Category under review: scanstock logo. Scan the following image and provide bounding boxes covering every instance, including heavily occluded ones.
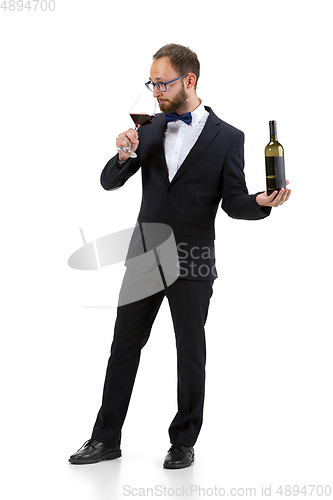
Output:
[68,223,180,308]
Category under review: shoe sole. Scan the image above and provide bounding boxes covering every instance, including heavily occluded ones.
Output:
[69,450,121,465]
[163,457,194,470]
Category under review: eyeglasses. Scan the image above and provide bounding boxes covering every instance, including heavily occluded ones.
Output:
[145,74,188,93]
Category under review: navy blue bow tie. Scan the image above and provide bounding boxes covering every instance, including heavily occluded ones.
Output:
[165,112,192,125]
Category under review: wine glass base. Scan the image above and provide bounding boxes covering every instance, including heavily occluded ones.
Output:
[117,147,137,159]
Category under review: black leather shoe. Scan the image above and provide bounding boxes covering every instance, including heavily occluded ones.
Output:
[163,444,194,469]
[68,439,121,464]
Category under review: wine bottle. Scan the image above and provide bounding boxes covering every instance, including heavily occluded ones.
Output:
[265,120,286,196]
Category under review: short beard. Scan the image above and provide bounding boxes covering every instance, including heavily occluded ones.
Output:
[158,84,188,114]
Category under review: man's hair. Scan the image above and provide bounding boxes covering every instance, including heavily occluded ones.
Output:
[153,44,200,89]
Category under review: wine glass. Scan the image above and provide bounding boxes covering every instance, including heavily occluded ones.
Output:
[117,92,157,159]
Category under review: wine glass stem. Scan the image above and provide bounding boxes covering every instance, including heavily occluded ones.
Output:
[128,125,139,154]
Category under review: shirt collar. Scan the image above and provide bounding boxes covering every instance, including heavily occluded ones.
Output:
[190,100,207,127]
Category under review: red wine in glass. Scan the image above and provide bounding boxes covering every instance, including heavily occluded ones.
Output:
[117,93,157,159]
[130,113,155,127]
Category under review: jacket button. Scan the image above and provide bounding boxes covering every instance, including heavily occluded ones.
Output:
[166,189,172,194]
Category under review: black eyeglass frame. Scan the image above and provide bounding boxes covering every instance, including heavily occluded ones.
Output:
[145,74,189,93]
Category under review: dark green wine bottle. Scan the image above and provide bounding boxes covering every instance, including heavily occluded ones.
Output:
[265,120,286,196]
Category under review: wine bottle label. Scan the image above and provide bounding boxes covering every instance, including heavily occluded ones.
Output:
[265,156,286,191]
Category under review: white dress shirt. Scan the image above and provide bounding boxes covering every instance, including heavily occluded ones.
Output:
[164,101,209,182]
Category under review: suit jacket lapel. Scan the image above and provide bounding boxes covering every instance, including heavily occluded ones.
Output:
[169,107,221,186]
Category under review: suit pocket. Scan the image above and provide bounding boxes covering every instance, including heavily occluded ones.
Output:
[181,223,215,240]
[197,153,220,163]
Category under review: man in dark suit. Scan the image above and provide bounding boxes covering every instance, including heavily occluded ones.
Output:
[69,44,291,469]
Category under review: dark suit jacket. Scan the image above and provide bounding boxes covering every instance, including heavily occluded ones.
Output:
[100,106,271,281]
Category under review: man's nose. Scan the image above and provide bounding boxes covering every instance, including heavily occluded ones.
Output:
[153,86,163,98]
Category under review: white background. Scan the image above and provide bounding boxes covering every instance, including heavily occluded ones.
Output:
[1,0,332,499]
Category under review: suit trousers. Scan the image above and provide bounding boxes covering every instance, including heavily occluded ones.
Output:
[91,272,214,448]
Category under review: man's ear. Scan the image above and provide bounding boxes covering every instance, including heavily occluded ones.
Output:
[186,73,197,90]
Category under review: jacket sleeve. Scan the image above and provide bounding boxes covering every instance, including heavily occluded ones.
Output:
[100,155,141,190]
[221,130,271,220]
[100,130,142,190]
